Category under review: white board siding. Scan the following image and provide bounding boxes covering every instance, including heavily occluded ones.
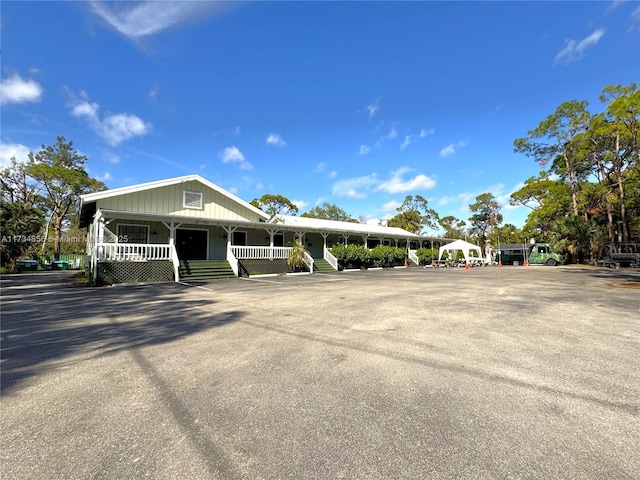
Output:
[96,181,262,222]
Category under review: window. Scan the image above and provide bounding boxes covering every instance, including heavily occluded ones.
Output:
[273,234,284,247]
[232,231,247,246]
[117,224,149,244]
[183,190,203,209]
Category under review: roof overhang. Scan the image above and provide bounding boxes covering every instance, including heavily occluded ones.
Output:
[93,209,450,241]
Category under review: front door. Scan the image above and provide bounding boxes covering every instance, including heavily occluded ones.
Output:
[176,229,208,260]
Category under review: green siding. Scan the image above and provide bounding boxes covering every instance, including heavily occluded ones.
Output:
[97,181,262,221]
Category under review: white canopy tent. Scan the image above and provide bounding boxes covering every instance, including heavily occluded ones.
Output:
[437,239,484,264]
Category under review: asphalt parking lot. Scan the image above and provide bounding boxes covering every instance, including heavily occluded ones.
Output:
[1,266,639,479]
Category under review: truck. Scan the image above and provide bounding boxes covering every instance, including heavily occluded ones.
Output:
[604,242,639,268]
[494,242,565,266]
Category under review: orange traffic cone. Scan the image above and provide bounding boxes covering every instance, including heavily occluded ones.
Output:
[404,261,408,268]
[498,261,503,268]
[465,263,470,270]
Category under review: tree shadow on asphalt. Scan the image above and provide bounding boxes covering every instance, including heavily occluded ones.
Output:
[0,277,243,393]
[561,266,640,285]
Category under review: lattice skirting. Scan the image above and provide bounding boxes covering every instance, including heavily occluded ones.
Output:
[239,259,290,275]
[97,260,174,285]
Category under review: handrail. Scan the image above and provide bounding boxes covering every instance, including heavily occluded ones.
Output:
[226,243,239,277]
[408,249,419,266]
[323,246,338,270]
[303,252,314,273]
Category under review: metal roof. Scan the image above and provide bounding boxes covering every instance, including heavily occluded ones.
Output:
[272,214,423,238]
[93,209,452,242]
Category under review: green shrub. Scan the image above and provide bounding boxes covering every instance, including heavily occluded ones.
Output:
[416,247,439,265]
[330,244,408,269]
[370,245,406,267]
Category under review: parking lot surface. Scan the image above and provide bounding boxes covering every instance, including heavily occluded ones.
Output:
[1,266,639,479]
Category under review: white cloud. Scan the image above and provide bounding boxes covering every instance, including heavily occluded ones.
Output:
[633,5,640,22]
[377,167,436,194]
[555,28,606,65]
[608,0,626,11]
[333,168,436,199]
[149,84,159,102]
[367,98,380,119]
[381,200,401,212]
[359,145,371,155]
[266,133,287,147]
[292,199,308,210]
[440,144,456,158]
[329,170,338,179]
[0,142,31,167]
[383,123,398,140]
[214,126,241,136]
[107,154,121,164]
[436,195,457,207]
[89,0,223,40]
[219,146,252,170]
[0,73,43,105]
[314,162,327,173]
[440,140,469,158]
[65,88,150,146]
[98,172,113,182]
[399,129,434,151]
[332,174,379,198]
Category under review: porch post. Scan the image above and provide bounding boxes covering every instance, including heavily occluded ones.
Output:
[264,227,279,260]
[91,211,104,282]
[222,225,237,251]
[321,232,329,249]
[162,221,182,281]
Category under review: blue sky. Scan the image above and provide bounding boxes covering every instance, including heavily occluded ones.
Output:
[2,1,639,233]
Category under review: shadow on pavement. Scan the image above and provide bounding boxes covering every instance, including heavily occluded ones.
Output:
[561,266,640,284]
[0,273,243,393]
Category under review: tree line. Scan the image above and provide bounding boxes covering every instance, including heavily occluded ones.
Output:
[252,83,639,262]
[2,83,637,270]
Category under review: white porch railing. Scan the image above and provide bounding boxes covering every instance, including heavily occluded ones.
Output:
[226,243,239,277]
[408,249,420,266]
[303,252,314,272]
[323,246,338,271]
[231,246,292,260]
[96,243,172,261]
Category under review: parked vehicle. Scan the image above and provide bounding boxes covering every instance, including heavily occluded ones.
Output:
[604,242,639,268]
[495,243,565,266]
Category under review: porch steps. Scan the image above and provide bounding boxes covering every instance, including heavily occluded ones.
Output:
[313,258,336,272]
[178,260,236,281]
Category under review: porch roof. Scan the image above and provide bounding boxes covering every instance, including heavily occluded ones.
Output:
[95,209,448,242]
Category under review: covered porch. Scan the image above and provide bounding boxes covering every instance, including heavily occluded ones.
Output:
[87,208,452,282]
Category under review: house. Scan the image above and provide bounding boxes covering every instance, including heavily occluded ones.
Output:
[79,174,448,284]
